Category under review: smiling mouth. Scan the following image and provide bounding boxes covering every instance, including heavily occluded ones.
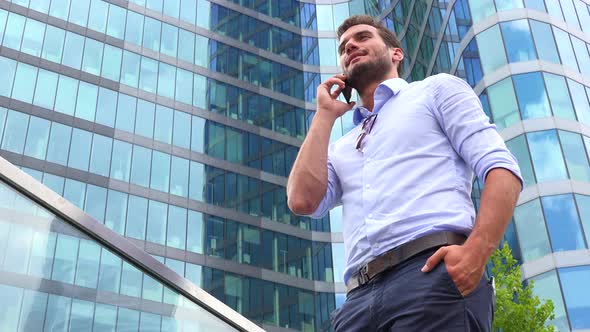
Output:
[347,54,364,66]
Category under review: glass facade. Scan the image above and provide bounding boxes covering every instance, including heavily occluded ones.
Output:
[0,0,589,331]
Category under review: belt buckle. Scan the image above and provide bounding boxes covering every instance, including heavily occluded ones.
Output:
[357,265,370,285]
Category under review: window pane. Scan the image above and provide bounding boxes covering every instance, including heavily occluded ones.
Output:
[121,51,140,88]
[191,116,205,153]
[175,68,193,105]
[89,134,112,177]
[97,250,121,293]
[512,72,550,119]
[161,23,178,58]
[530,20,560,64]
[24,116,50,159]
[495,0,523,10]
[527,130,568,182]
[170,156,189,197]
[68,0,90,26]
[187,211,204,254]
[576,194,590,247]
[196,0,210,29]
[3,13,25,50]
[500,20,536,63]
[74,241,100,289]
[41,25,65,63]
[135,99,155,138]
[574,0,590,34]
[513,199,551,261]
[0,57,16,97]
[542,194,586,252]
[157,62,176,99]
[568,79,590,126]
[559,131,590,182]
[178,29,195,64]
[195,35,208,67]
[75,81,98,122]
[63,179,86,209]
[154,105,173,144]
[1,110,29,154]
[105,190,128,235]
[55,75,78,116]
[101,45,122,82]
[530,270,569,332]
[571,36,590,76]
[88,0,108,33]
[46,122,72,165]
[477,25,507,74]
[115,94,137,133]
[505,135,535,186]
[487,77,520,129]
[189,161,204,201]
[139,57,158,93]
[49,0,71,20]
[173,111,191,149]
[147,200,167,245]
[62,32,84,69]
[150,151,171,192]
[33,69,58,109]
[82,38,103,76]
[21,19,45,57]
[167,206,187,250]
[120,261,142,297]
[560,0,580,30]
[68,128,92,171]
[111,140,132,182]
[106,5,126,39]
[93,303,117,331]
[125,10,144,46]
[12,62,38,103]
[559,266,590,329]
[130,145,151,187]
[96,87,117,127]
[553,27,579,72]
[126,196,148,240]
[84,184,107,222]
[544,73,575,120]
[180,0,197,25]
[470,0,495,22]
[52,234,78,283]
[143,17,161,52]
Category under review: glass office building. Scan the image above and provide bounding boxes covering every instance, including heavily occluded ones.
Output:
[0,0,589,331]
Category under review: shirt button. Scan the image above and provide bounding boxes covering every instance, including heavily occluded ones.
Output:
[373,243,380,249]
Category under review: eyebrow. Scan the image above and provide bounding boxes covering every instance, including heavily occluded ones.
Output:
[338,30,373,54]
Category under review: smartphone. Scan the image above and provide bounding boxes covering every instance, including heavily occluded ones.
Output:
[342,79,353,104]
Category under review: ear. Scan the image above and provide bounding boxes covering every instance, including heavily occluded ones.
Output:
[391,48,404,63]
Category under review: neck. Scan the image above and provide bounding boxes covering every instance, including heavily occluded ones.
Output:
[358,71,399,112]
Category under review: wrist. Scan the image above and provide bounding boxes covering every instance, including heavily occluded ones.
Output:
[463,236,496,264]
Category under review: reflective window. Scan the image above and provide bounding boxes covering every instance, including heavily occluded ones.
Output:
[46,122,71,166]
[560,0,581,30]
[33,69,58,110]
[150,151,170,192]
[126,196,148,240]
[530,270,569,332]
[500,20,536,63]
[88,0,108,33]
[575,1,590,34]
[541,194,586,252]
[173,110,191,150]
[147,200,167,245]
[559,266,590,329]
[105,190,128,235]
[49,0,71,20]
[143,17,161,52]
[11,62,37,104]
[487,77,520,129]
[68,0,90,27]
[495,0,524,10]
[470,0,495,22]
[527,130,568,182]
[139,57,158,93]
[115,94,137,133]
[3,13,25,50]
[544,73,575,120]
[96,87,117,127]
[1,110,28,154]
[553,27,579,72]
[157,62,176,99]
[68,129,92,171]
[23,117,50,160]
[571,36,590,76]
[41,25,65,63]
[110,140,132,182]
[576,194,590,247]
[477,25,507,74]
[154,105,173,144]
[170,156,189,197]
[530,20,560,64]
[130,145,151,187]
[75,82,98,122]
[134,99,155,139]
[513,72,550,119]
[101,45,122,82]
[167,206,187,250]
[559,131,590,182]
[568,79,590,126]
[506,135,535,186]
[89,134,112,178]
[513,199,551,261]
[85,184,107,222]
[161,23,178,58]
[21,19,45,57]
[106,4,126,40]
[0,57,16,97]
[125,11,144,46]
[62,31,84,70]
[55,75,79,116]
[121,51,140,88]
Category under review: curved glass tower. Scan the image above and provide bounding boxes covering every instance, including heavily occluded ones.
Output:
[0,0,588,331]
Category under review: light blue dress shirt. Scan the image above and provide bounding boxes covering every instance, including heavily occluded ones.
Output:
[310,73,523,284]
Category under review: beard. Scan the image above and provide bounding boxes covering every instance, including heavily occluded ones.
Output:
[344,48,394,91]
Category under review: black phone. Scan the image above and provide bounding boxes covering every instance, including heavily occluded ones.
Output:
[342,79,353,104]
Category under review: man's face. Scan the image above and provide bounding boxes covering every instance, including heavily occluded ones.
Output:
[338,24,393,89]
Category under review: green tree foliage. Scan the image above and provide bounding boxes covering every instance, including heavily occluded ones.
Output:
[490,243,556,332]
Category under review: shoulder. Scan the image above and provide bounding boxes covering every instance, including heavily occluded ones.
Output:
[423,73,470,89]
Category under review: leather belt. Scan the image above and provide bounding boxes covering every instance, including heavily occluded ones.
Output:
[346,231,466,293]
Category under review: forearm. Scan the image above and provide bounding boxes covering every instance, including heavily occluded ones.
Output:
[464,168,522,260]
[287,112,337,215]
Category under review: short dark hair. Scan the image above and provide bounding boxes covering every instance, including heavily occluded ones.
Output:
[337,15,404,75]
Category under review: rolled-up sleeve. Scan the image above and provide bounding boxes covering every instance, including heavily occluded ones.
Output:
[308,151,343,219]
[432,74,523,189]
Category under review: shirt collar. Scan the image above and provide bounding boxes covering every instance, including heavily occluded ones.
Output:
[352,78,409,125]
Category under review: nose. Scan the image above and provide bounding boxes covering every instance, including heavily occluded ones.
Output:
[345,40,358,55]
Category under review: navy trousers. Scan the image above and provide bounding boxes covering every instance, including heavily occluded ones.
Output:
[331,249,495,331]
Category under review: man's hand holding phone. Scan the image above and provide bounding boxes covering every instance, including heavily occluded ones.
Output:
[316,74,355,121]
